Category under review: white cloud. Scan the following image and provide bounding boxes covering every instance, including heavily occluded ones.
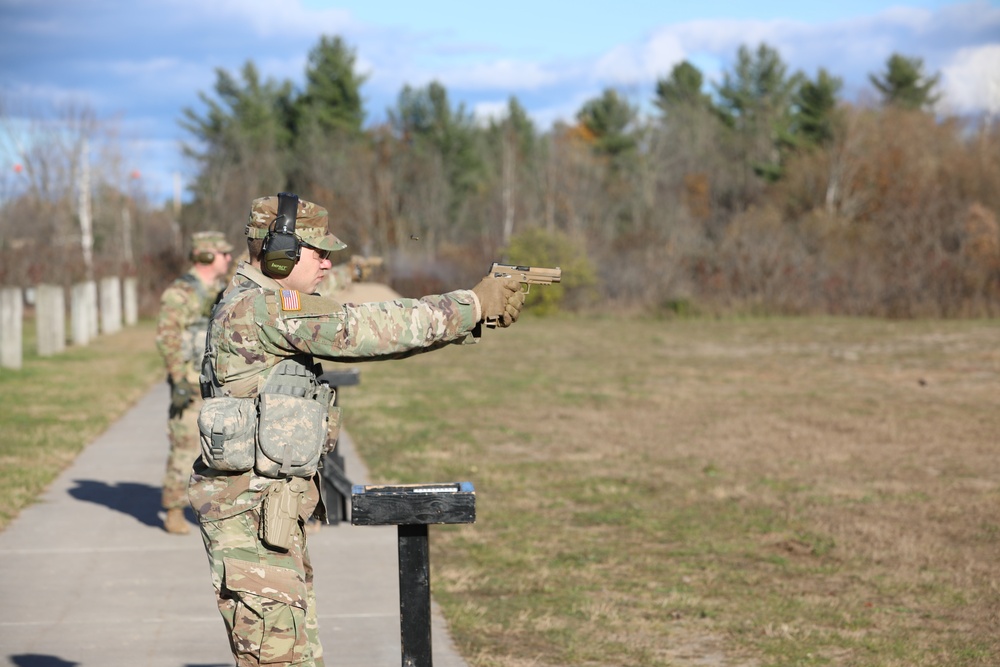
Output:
[528,89,602,128]
[643,32,686,79]
[524,104,570,130]
[3,81,107,111]
[669,18,797,54]
[440,60,563,91]
[940,44,1000,116]
[591,17,828,89]
[594,44,645,84]
[104,57,187,77]
[579,2,1000,112]
[471,100,508,125]
[868,5,933,32]
[156,0,356,37]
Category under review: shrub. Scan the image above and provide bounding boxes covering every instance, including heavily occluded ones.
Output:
[502,228,598,314]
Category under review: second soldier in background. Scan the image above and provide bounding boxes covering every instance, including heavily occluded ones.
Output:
[155,231,232,534]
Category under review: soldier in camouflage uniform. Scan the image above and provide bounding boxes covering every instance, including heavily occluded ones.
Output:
[188,194,523,666]
[156,231,233,534]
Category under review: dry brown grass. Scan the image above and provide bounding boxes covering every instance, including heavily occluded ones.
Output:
[348,315,1000,666]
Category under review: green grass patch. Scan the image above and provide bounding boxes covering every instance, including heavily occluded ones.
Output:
[0,320,161,529]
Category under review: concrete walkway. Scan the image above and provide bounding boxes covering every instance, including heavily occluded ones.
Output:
[0,381,468,667]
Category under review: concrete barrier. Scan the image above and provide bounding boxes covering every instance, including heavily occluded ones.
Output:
[85,280,99,338]
[71,282,93,346]
[36,284,66,356]
[123,276,138,325]
[0,287,23,370]
[3,276,137,366]
[99,276,122,335]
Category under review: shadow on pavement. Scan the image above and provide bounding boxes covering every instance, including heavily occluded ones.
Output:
[9,659,227,667]
[10,655,79,666]
[66,479,195,528]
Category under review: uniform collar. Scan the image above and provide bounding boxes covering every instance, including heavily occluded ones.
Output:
[235,261,284,291]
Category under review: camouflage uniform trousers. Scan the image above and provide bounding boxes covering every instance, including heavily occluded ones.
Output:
[163,396,203,509]
[197,506,324,666]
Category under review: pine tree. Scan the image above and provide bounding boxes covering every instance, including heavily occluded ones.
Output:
[576,88,638,159]
[180,61,294,155]
[296,36,368,137]
[179,60,295,216]
[794,68,843,147]
[714,43,803,182]
[487,96,538,245]
[654,61,713,115]
[389,81,484,226]
[869,53,941,111]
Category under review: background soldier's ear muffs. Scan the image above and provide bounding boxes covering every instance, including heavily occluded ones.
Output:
[261,192,301,278]
[192,249,216,264]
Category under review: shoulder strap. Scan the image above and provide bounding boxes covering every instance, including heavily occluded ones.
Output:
[199,280,255,399]
[178,272,208,302]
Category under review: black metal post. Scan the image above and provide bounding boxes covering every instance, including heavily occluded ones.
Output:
[352,482,476,667]
[398,523,432,667]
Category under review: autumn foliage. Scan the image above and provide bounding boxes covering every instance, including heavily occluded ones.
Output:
[2,42,997,318]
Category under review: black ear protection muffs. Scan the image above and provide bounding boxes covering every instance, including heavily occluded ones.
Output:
[261,192,300,278]
[192,249,215,264]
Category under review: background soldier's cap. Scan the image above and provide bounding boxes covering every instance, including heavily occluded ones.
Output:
[245,195,347,252]
[191,231,234,254]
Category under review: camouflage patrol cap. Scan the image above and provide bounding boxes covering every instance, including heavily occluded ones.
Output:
[245,195,347,252]
[191,231,234,255]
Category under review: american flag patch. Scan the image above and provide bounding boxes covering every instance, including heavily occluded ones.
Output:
[280,289,301,311]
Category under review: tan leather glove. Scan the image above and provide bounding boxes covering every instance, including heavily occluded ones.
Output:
[503,288,525,325]
[471,276,522,327]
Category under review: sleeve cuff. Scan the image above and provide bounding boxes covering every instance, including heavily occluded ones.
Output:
[467,289,482,323]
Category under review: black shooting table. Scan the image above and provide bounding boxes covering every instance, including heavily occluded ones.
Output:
[317,367,360,523]
[352,482,476,667]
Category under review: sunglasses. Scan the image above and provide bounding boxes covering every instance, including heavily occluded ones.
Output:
[304,244,332,261]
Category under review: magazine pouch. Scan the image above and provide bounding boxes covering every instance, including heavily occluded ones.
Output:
[198,396,257,472]
[255,358,327,478]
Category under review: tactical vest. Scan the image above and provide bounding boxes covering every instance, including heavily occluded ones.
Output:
[197,279,340,478]
[178,273,213,369]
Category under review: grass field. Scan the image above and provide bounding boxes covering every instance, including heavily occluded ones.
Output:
[0,320,162,530]
[1,314,997,665]
[343,315,1000,667]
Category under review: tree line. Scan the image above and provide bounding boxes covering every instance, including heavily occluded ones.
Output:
[3,38,998,317]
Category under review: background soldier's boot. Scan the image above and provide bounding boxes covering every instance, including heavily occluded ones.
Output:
[164,507,190,535]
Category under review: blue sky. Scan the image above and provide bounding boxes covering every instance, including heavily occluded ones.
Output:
[1,0,998,204]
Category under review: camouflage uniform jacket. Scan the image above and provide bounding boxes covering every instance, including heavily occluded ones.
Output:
[189,262,481,522]
[156,268,220,386]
